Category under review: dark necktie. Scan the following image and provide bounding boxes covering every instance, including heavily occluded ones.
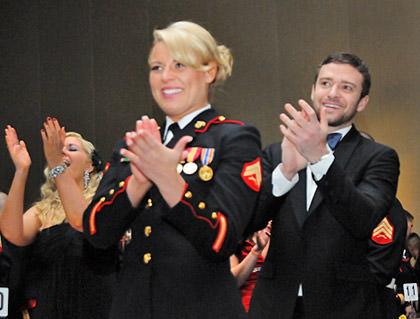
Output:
[166,122,182,148]
[327,133,342,150]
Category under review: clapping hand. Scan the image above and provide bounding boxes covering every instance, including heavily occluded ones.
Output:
[5,125,31,172]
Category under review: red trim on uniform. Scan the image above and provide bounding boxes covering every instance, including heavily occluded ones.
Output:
[180,183,189,201]
[179,198,227,253]
[180,199,218,228]
[89,175,131,235]
[103,162,111,175]
[194,117,244,133]
[212,213,227,252]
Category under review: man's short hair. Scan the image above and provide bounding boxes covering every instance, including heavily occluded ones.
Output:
[314,52,371,99]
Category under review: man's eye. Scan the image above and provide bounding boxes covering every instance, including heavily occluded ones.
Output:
[321,81,331,87]
[342,85,353,91]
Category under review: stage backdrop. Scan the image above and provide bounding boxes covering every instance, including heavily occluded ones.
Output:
[1,0,419,226]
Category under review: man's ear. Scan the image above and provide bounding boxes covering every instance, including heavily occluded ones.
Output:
[310,84,315,101]
[356,95,369,112]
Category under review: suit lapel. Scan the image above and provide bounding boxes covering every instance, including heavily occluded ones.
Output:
[290,169,307,228]
[307,125,361,215]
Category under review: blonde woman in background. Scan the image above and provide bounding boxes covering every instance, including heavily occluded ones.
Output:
[0,118,118,319]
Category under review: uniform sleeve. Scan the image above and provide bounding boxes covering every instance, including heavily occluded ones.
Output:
[245,142,286,235]
[367,199,407,285]
[161,124,262,260]
[317,145,399,238]
[83,140,142,249]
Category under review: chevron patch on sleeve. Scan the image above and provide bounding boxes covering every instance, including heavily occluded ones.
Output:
[241,158,262,192]
[371,217,394,245]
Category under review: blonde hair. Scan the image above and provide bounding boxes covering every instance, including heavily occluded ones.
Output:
[150,21,233,86]
[35,132,102,229]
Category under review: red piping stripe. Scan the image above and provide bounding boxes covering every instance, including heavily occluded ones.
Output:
[194,117,244,133]
[89,175,131,235]
[212,213,227,252]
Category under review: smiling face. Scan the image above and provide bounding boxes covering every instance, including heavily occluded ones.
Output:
[62,136,92,183]
[148,42,216,122]
[311,62,369,131]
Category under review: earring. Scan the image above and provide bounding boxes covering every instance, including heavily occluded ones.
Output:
[83,170,90,189]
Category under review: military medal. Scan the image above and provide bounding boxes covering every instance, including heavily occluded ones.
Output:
[176,162,184,174]
[199,148,215,181]
[199,165,213,181]
[183,147,202,175]
[183,162,198,175]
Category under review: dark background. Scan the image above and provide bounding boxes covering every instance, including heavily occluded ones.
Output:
[1,1,419,225]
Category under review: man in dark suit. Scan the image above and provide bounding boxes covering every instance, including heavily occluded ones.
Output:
[248,52,400,319]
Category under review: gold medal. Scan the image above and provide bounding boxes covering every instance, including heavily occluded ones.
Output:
[183,162,198,175]
[199,165,213,181]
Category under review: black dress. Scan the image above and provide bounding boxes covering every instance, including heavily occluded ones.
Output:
[23,223,118,319]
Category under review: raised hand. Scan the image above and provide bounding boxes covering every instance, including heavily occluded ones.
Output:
[5,125,31,171]
[41,117,66,169]
[121,116,192,207]
[279,136,307,180]
[255,220,272,252]
[279,99,329,163]
[122,123,191,186]
[123,116,161,187]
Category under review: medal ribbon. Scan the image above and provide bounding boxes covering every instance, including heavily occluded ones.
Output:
[185,147,202,163]
[200,148,215,166]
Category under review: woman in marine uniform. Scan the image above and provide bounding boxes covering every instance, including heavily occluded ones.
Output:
[83,21,262,319]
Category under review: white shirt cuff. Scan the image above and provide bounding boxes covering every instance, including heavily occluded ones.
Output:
[272,164,299,197]
[309,151,334,181]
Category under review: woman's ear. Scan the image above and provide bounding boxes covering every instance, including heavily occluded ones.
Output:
[87,163,94,174]
[205,61,218,84]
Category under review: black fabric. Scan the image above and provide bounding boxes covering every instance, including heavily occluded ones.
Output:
[166,122,182,147]
[22,223,118,319]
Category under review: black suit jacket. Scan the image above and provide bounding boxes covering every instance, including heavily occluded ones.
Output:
[83,109,262,319]
[248,125,399,319]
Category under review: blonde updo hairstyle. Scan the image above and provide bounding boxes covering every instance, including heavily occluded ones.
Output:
[35,132,102,229]
[150,21,233,87]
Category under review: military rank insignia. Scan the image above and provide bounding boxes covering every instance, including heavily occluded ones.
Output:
[241,158,262,191]
[371,217,394,245]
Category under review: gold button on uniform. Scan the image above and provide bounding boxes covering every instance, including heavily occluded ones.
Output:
[218,116,226,121]
[119,181,125,188]
[147,198,153,207]
[185,191,192,199]
[198,202,206,209]
[144,226,152,237]
[109,189,115,195]
[143,253,152,264]
[212,212,218,219]
[194,120,206,129]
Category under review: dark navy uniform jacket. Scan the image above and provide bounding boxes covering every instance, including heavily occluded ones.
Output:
[83,108,262,319]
